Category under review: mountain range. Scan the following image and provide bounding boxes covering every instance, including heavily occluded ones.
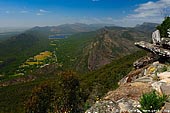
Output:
[134,22,159,33]
[0,22,157,74]
[30,23,115,34]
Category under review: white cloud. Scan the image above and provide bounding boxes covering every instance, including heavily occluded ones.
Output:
[120,0,170,26]
[39,9,48,13]
[129,0,170,19]
[36,9,49,16]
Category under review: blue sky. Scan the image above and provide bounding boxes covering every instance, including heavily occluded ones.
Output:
[0,0,169,27]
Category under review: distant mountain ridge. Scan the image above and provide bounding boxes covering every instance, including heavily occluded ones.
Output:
[134,22,159,33]
[30,23,115,34]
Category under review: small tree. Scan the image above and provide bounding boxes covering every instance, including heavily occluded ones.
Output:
[139,90,167,113]
[157,16,170,37]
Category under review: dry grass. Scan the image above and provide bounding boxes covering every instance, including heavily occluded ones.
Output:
[34,51,52,61]
[20,51,52,67]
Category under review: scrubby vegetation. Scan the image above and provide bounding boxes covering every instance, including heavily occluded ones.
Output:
[139,90,167,113]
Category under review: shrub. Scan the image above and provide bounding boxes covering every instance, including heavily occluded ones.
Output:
[139,90,167,113]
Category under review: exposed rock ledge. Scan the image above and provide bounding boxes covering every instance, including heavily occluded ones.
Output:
[135,41,170,58]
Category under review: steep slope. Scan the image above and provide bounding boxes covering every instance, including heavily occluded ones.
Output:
[73,27,150,72]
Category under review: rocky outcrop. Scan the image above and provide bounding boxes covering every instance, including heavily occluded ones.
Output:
[119,66,148,85]
[105,82,152,101]
[119,61,167,85]
[133,54,156,69]
[86,32,170,112]
[86,61,170,113]
[161,38,170,49]
[135,41,170,58]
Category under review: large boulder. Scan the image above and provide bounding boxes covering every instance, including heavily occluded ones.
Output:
[160,84,170,96]
[117,98,140,113]
[158,72,170,84]
[104,82,152,101]
[151,81,167,94]
[152,30,161,45]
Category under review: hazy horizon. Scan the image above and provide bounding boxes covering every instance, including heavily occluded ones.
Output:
[0,0,169,27]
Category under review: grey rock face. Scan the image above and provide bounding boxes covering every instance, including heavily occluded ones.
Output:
[85,98,141,113]
[151,81,167,94]
[85,100,120,113]
[160,84,170,96]
[116,98,140,113]
[152,30,161,44]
